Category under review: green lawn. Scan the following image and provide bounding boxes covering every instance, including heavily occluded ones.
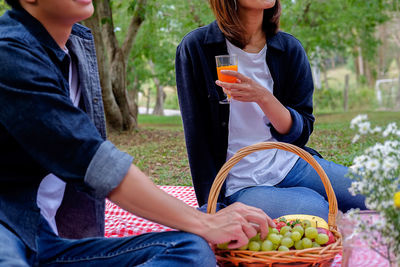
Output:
[108,111,400,186]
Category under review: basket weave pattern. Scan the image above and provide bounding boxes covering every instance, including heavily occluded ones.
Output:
[206,142,342,267]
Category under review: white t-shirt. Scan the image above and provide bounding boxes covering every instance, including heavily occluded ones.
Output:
[224,39,299,197]
[36,48,81,235]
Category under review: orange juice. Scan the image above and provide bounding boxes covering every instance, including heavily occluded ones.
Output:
[217,65,238,83]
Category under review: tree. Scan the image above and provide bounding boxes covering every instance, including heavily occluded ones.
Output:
[85,0,147,131]
[281,0,389,87]
[124,0,213,116]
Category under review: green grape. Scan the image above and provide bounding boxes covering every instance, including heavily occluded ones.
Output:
[279,226,291,235]
[302,220,312,229]
[217,242,228,249]
[261,240,274,251]
[250,233,261,242]
[284,231,292,238]
[302,237,312,249]
[248,241,261,251]
[278,245,289,251]
[281,237,294,248]
[291,231,301,242]
[271,228,279,234]
[315,233,329,245]
[312,242,321,248]
[292,225,304,237]
[305,227,318,239]
[267,233,281,245]
[294,240,303,250]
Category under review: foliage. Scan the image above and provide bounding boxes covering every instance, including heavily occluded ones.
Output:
[0,0,9,14]
[345,114,400,265]
[313,86,377,113]
[280,0,389,63]
[112,0,213,94]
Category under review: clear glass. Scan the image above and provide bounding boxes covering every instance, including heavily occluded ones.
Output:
[215,54,238,104]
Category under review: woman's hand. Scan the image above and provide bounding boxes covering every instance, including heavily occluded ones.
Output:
[215,69,293,134]
[199,202,276,249]
[215,70,271,105]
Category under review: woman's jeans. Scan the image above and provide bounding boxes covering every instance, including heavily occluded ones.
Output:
[226,155,367,222]
[0,216,216,267]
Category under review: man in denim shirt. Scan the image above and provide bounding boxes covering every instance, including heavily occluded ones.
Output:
[0,0,275,266]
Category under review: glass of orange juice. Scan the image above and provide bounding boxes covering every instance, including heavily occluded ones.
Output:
[215,54,238,104]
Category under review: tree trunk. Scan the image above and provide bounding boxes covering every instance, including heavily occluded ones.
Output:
[152,77,165,116]
[343,74,349,112]
[148,60,164,116]
[322,62,329,89]
[396,58,400,110]
[358,46,364,76]
[84,0,146,131]
[84,9,123,130]
[146,86,151,114]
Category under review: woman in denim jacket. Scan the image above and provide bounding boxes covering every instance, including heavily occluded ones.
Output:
[176,0,367,222]
[0,0,274,266]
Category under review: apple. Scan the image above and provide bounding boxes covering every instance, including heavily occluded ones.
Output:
[317,227,335,245]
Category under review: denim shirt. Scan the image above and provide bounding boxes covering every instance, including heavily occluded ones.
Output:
[0,9,133,251]
[176,21,319,207]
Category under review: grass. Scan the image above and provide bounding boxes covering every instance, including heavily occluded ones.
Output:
[108,111,400,186]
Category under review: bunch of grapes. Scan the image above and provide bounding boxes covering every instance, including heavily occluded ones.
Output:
[217,218,335,252]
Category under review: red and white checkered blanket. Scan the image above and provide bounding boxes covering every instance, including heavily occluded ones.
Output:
[104,186,391,267]
[105,186,198,237]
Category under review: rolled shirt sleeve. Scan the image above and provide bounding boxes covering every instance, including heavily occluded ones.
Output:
[270,106,304,143]
[85,141,133,199]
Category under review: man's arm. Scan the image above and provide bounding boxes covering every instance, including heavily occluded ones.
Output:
[108,164,275,248]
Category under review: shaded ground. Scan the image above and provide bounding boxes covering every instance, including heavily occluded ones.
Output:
[108,128,191,185]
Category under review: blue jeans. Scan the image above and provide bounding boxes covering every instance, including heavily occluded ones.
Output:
[225,156,367,222]
[0,217,216,267]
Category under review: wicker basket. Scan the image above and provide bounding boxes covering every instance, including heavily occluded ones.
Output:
[206,142,342,267]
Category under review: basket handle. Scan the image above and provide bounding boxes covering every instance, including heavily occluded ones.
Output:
[206,142,338,229]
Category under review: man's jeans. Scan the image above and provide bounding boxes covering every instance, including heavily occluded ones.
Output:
[0,216,216,266]
[226,155,367,222]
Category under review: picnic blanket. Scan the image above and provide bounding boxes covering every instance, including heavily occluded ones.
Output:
[104,186,391,267]
[105,186,198,237]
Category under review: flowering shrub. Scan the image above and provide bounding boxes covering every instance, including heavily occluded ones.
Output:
[346,114,400,265]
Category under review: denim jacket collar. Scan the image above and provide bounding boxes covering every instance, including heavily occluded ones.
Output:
[8,9,67,61]
[204,20,285,52]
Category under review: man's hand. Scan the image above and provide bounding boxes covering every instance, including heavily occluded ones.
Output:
[198,202,276,249]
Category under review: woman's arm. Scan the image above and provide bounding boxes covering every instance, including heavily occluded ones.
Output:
[216,72,293,135]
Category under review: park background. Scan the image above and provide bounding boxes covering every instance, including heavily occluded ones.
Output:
[1,0,399,185]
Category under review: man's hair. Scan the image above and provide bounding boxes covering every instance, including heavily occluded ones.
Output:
[208,0,281,49]
[5,0,23,10]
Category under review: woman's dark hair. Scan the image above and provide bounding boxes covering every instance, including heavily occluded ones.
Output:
[5,0,23,10]
[209,0,281,49]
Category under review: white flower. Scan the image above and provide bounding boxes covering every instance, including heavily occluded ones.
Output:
[350,114,368,129]
[114,27,121,32]
[358,121,371,135]
[348,116,400,258]
[371,126,382,133]
[382,157,398,174]
[352,134,360,143]
[383,122,398,137]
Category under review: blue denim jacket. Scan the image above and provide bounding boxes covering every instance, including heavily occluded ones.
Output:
[0,9,133,251]
[176,21,319,207]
